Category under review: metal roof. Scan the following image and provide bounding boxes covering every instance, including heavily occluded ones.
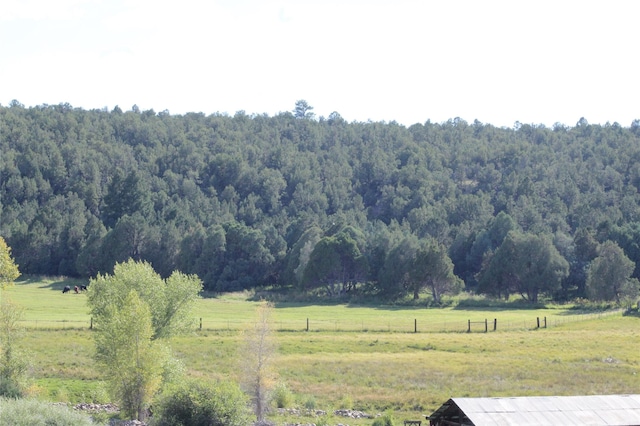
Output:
[428,395,640,426]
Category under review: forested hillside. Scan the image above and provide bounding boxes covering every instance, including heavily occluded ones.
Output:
[2,101,640,302]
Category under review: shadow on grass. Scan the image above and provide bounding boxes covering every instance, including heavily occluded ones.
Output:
[16,275,88,292]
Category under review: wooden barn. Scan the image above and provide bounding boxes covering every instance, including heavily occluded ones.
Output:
[427,394,640,425]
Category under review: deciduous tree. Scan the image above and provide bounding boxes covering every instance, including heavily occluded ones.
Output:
[94,290,163,420]
[86,260,202,420]
[0,237,20,290]
[0,298,29,397]
[87,259,202,340]
[241,301,277,423]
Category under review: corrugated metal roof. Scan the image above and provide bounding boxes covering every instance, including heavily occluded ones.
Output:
[430,395,640,425]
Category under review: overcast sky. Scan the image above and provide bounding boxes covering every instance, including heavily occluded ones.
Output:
[1,0,638,127]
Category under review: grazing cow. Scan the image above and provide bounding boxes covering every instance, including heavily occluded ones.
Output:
[74,285,79,294]
[62,285,71,294]
[80,285,88,291]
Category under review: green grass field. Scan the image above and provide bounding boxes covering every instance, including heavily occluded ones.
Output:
[3,276,639,425]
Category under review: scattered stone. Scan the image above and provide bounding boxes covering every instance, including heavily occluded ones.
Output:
[73,402,120,414]
[334,409,372,419]
[109,420,146,426]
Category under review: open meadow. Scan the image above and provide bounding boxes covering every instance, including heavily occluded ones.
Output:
[4,276,640,425]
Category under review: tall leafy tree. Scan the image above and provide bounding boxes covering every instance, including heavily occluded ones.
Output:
[0,237,20,291]
[302,228,368,296]
[586,241,638,304]
[477,231,569,302]
[0,238,25,397]
[94,290,163,421]
[87,259,202,340]
[378,235,419,299]
[87,260,201,420]
[411,240,463,303]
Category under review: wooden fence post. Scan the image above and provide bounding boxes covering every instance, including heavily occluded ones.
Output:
[90,317,93,330]
[544,316,547,328]
[306,318,309,332]
[493,318,497,331]
[414,319,417,333]
[536,317,540,328]
[199,318,202,330]
[467,319,471,333]
[484,318,488,333]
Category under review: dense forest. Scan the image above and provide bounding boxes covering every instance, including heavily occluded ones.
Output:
[2,100,640,303]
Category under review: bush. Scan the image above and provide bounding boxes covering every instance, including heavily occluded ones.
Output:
[150,379,251,426]
[303,395,317,409]
[372,411,396,426]
[0,398,95,426]
[272,382,294,408]
[0,376,22,398]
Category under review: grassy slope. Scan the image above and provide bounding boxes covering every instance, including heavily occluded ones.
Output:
[4,277,639,424]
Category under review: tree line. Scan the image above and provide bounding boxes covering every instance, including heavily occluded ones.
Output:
[2,100,640,303]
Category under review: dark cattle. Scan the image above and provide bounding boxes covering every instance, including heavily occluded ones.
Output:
[80,285,88,291]
[74,286,79,294]
[62,286,71,294]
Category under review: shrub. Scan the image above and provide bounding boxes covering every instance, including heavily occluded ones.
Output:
[272,382,294,408]
[150,379,251,426]
[372,411,396,426]
[0,398,95,426]
[0,376,22,398]
[303,395,317,409]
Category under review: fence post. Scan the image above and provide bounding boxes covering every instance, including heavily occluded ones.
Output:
[415,319,417,333]
[306,318,309,332]
[199,318,202,330]
[544,316,547,328]
[467,319,471,333]
[493,318,497,331]
[90,317,93,330]
[484,318,488,333]
[536,317,540,328]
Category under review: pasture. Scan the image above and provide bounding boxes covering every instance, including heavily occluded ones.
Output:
[3,276,640,425]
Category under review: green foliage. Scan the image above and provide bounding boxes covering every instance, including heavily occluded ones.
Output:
[302,227,369,296]
[86,260,201,420]
[378,236,461,303]
[0,398,95,426]
[3,278,640,424]
[411,239,463,303]
[0,237,20,289]
[272,382,295,408]
[102,170,152,229]
[378,235,419,299]
[0,298,30,397]
[303,395,317,409]
[372,411,396,426]
[477,231,569,302]
[586,241,638,303]
[87,260,202,339]
[94,290,163,420]
[294,99,315,119]
[151,379,251,426]
[3,104,640,304]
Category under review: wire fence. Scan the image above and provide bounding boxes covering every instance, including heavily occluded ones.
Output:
[17,309,623,333]
[245,310,624,333]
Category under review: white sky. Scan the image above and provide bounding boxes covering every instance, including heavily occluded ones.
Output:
[1,0,638,127]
